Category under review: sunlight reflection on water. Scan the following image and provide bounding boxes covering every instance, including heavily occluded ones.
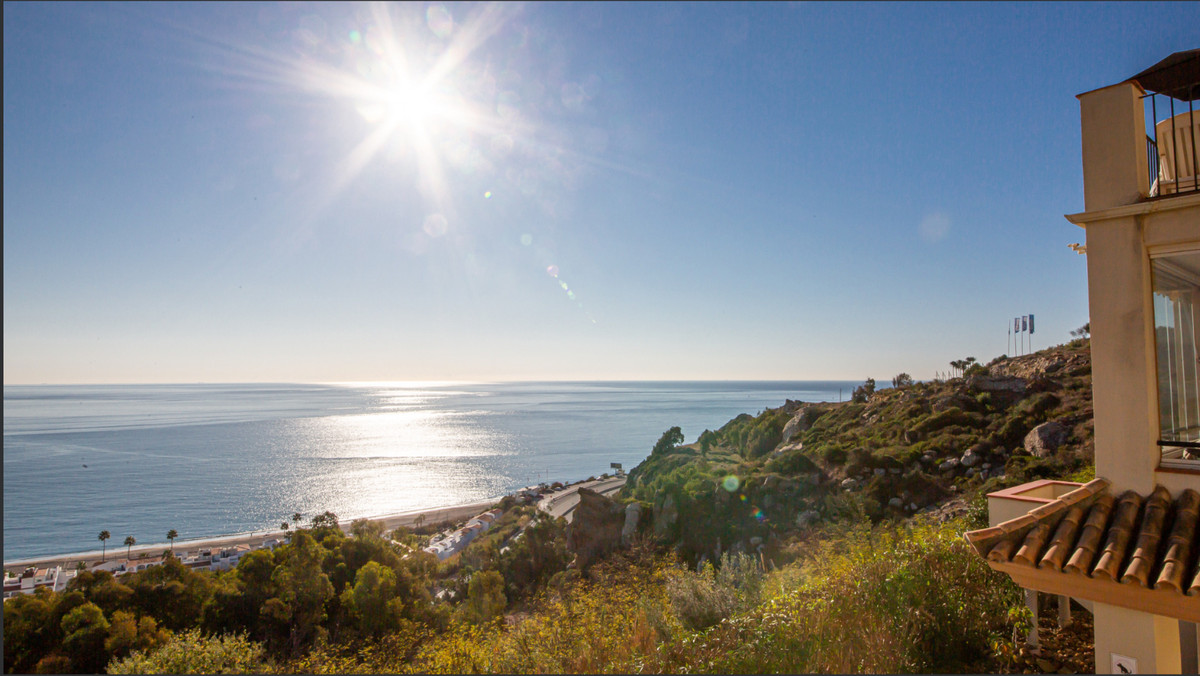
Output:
[4,381,855,560]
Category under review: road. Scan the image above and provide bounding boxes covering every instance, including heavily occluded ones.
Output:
[539,476,627,522]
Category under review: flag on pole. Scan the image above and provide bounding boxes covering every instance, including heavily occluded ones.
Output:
[1028,314,1035,334]
[1022,316,1028,332]
[1014,317,1021,332]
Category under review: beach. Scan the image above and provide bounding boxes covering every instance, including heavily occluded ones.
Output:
[4,475,627,572]
[3,499,499,571]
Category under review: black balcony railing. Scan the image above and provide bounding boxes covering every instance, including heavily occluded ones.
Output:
[1144,90,1200,198]
[1147,134,1159,192]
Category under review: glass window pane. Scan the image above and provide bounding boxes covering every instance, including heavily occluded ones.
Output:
[1153,250,1200,464]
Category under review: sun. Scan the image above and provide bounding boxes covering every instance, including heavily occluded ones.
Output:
[387,83,436,126]
[354,78,444,132]
[270,2,520,217]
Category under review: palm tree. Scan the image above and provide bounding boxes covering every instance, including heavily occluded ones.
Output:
[281,522,290,532]
[167,529,178,554]
[292,512,302,530]
[98,531,111,562]
[124,535,136,559]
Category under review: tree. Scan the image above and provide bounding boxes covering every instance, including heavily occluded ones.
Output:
[891,373,913,389]
[281,522,290,532]
[166,530,178,554]
[310,511,339,530]
[123,536,136,559]
[652,427,685,456]
[99,531,111,562]
[1071,322,1090,339]
[60,601,111,673]
[292,512,303,529]
[343,561,401,637]
[104,610,167,661]
[851,378,876,403]
[350,517,384,539]
[264,530,335,655]
[460,570,507,624]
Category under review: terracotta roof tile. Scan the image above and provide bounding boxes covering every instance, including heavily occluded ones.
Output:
[1063,493,1115,576]
[1013,521,1053,566]
[1091,491,1144,582]
[1156,489,1199,592]
[1038,502,1087,572]
[987,538,1016,563]
[966,482,1200,607]
[1120,486,1172,586]
[964,478,1109,559]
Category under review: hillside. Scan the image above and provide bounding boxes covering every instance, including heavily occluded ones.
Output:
[619,339,1094,564]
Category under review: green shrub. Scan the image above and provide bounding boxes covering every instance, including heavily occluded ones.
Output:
[107,629,269,674]
[912,407,982,435]
[663,521,1024,674]
[820,445,848,466]
[666,551,764,631]
[1017,392,1060,418]
[997,417,1030,446]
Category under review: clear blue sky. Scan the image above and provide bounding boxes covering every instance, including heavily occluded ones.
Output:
[4,2,1196,384]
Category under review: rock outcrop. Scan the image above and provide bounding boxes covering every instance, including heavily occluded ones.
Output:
[781,406,826,444]
[1024,421,1069,458]
[653,492,679,539]
[567,488,626,569]
[621,501,641,545]
[966,374,1028,394]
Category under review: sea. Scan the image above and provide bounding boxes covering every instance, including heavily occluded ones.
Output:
[3,381,857,562]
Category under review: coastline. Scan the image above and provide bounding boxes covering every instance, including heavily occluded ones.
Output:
[3,498,502,571]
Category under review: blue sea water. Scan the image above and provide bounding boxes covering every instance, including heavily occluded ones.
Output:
[3,381,856,561]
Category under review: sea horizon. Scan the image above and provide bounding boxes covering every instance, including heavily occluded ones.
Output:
[4,380,860,562]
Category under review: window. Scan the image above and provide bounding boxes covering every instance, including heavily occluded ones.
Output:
[1153,249,1200,467]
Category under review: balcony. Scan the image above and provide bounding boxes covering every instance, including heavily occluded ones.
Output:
[1137,50,1200,198]
[1145,99,1200,197]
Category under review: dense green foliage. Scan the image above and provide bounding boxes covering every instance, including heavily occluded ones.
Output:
[4,505,572,674]
[108,629,269,674]
[281,519,1024,674]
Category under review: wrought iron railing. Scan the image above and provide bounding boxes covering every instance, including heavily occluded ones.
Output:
[1144,91,1200,197]
[1147,134,1159,193]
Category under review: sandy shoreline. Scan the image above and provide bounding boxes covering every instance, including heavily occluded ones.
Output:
[4,498,503,571]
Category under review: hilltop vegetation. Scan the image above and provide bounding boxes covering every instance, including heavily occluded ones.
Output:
[622,339,1093,565]
[3,340,1095,674]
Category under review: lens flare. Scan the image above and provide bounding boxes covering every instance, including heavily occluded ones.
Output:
[722,475,740,492]
[484,191,492,199]
[546,265,559,278]
[423,213,448,237]
[752,507,766,521]
[519,234,532,246]
[426,5,454,39]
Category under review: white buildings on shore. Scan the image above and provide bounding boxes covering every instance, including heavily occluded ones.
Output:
[423,508,504,560]
[3,565,76,599]
[4,537,287,601]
